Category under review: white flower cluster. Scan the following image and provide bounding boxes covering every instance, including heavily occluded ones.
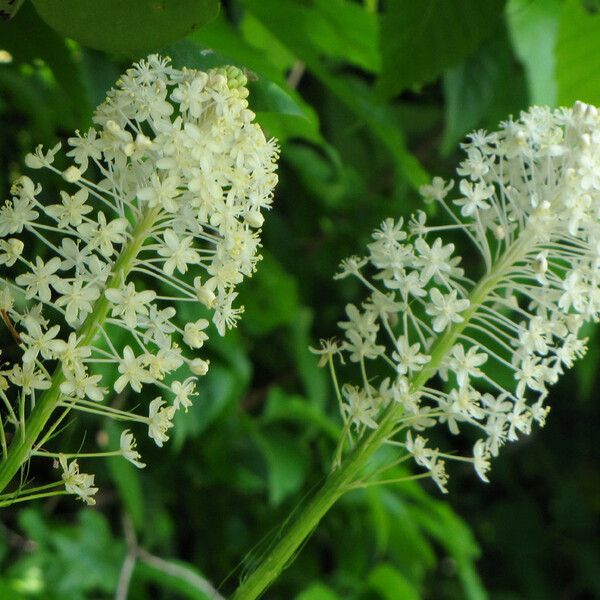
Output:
[316,102,600,492]
[0,55,278,504]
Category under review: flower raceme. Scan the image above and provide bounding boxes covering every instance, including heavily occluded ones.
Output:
[0,55,279,505]
[315,103,599,491]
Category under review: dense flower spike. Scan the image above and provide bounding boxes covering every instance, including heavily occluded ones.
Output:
[318,102,600,491]
[0,55,279,504]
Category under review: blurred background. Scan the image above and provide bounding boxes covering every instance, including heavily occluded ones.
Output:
[0,1,599,598]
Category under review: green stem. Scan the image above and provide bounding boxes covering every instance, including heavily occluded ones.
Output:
[231,237,529,600]
[0,207,161,496]
[0,490,68,507]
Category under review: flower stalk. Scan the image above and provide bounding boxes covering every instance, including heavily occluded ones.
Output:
[231,232,530,600]
[0,55,279,504]
[234,102,600,597]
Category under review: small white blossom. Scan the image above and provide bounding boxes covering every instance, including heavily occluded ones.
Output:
[147,397,175,447]
[120,430,146,468]
[59,455,98,505]
[114,346,153,393]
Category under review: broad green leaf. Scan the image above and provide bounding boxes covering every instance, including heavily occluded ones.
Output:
[442,32,528,154]
[192,12,293,83]
[296,582,342,600]
[240,252,300,336]
[172,363,240,448]
[15,509,124,599]
[254,429,310,506]
[0,3,90,124]
[506,0,561,105]
[306,0,380,73]
[30,0,219,54]
[368,563,421,600]
[408,500,486,600]
[368,487,436,583]
[262,386,339,441]
[376,0,505,99]
[556,0,600,105]
[0,580,26,600]
[242,0,429,189]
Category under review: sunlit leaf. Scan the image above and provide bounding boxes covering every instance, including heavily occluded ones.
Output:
[30,0,219,54]
[376,0,505,99]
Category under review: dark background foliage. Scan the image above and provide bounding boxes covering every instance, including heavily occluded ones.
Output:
[0,1,599,598]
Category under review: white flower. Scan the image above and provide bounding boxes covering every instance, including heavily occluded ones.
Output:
[114,346,153,393]
[342,385,379,430]
[54,280,100,326]
[158,229,200,275]
[0,238,24,266]
[120,430,146,468]
[183,319,209,349]
[147,397,175,447]
[190,358,210,376]
[139,305,176,347]
[419,176,453,203]
[15,256,62,302]
[322,103,600,489]
[60,369,105,402]
[105,282,156,328]
[1,55,278,493]
[447,344,487,388]
[51,332,91,372]
[405,431,436,470]
[47,189,92,227]
[473,439,491,482]
[414,237,457,285]
[20,323,61,363]
[77,212,128,257]
[454,179,494,217]
[425,288,470,332]
[171,377,197,411]
[8,362,51,395]
[137,173,181,212]
[391,336,430,375]
[59,455,98,505]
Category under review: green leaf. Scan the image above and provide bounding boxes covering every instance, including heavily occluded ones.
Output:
[442,32,528,154]
[30,0,219,55]
[0,3,90,124]
[295,582,342,600]
[376,0,505,99]
[172,363,241,448]
[556,0,600,105]
[407,499,487,600]
[242,0,429,189]
[506,0,561,106]
[240,252,300,336]
[304,0,380,73]
[368,563,421,600]
[15,508,124,599]
[262,386,339,441]
[0,580,26,600]
[254,429,310,506]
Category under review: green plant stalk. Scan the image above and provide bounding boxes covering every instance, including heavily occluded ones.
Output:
[0,206,161,496]
[231,237,529,600]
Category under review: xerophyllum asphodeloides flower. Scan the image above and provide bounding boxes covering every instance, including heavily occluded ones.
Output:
[314,102,600,492]
[0,55,279,505]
